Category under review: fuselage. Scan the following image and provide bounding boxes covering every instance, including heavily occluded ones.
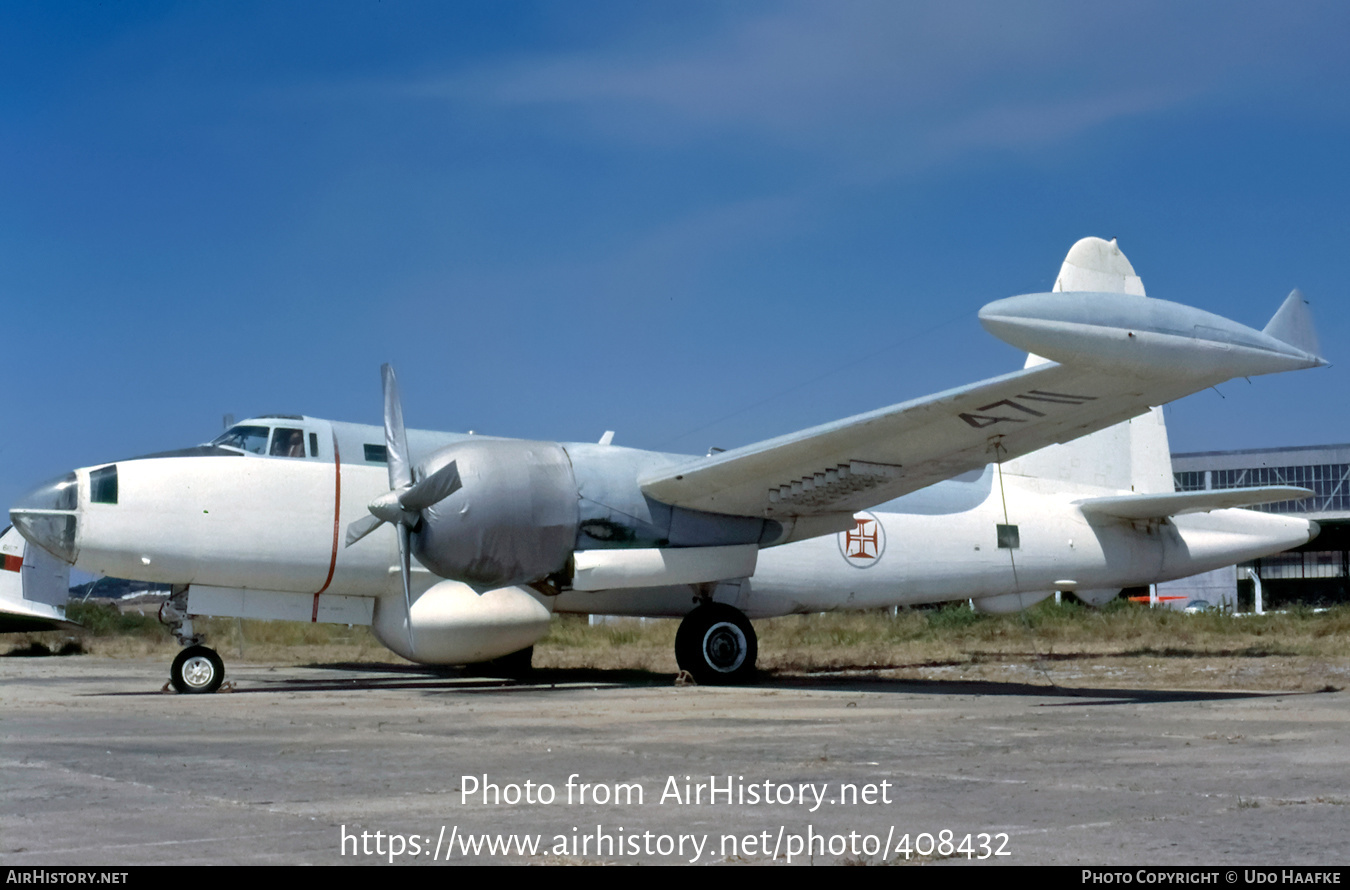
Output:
[12,415,1316,633]
[18,416,753,601]
[556,466,1316,618]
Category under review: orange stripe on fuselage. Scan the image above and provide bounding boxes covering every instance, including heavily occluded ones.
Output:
[312,433,343,621]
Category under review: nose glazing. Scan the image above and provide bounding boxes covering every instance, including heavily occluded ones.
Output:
[9,471,79,564]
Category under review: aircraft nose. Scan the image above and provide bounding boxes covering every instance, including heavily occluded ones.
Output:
[9,471,80,564]
[1307,520,1321,544]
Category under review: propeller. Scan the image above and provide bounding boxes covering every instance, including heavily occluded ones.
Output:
[345,364,463,649]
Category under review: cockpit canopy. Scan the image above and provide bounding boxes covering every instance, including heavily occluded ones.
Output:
[210,420,319,459]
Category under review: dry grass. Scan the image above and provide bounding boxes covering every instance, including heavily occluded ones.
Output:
[750,602,1350,691]
[6,600,1348,691]
[534,603,1350,690]
[4,601,406,665]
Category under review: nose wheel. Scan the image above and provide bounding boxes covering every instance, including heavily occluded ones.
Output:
[170,645,225,694]
[675,604,758,685]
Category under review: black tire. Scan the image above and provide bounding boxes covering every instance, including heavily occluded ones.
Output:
[675,604,757,685]
[477,646,534,679]
[170,645,224,694]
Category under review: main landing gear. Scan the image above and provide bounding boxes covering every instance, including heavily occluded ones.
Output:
[160,587,225,694]
[675,603,757,685]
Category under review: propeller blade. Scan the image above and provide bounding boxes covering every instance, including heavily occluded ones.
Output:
[382,363,413,491]
[344,513,385,548]
[397,521,414,651]
[400,461,462,512]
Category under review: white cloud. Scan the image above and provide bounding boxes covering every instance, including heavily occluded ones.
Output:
[390,1,1349,177]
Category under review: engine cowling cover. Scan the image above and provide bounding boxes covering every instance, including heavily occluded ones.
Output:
[412,439,578,588]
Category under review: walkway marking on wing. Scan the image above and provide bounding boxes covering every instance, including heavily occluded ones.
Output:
[958,390,1098,429]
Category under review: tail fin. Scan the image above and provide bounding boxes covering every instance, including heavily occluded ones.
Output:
[1024,236,1145,370]
[1003,236,1173,493]
[1000,405,1174,493]
[1052,236,1146,297]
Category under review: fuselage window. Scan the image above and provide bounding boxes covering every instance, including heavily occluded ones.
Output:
[212,425,269,454]
[270,428,307,458]
[310,432,320,459]
[364,444,388,464]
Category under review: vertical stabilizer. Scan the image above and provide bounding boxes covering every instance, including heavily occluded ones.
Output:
[1001,406,1174,493]
[1004,237,1173,493]
[1053,236,1146,296]
[1024,236,1146,370]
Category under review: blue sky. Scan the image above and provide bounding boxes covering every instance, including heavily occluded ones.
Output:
[3,1,1349,510]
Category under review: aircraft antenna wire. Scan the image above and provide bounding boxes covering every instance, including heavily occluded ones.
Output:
[992,441,1020,592]
[992,441,1060,691]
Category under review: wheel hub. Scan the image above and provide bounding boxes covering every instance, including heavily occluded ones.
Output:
[702,622,747,672]
[181,656,216,689]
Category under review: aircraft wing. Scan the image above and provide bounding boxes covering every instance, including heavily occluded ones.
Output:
[1075,487,1312,521]
[640,361,1204,521]
[639,290,1325,522]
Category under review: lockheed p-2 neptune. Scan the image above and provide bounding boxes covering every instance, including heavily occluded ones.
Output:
[9,238,1325,691]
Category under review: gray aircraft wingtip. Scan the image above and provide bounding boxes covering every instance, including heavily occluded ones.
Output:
[1262,288,1325,363]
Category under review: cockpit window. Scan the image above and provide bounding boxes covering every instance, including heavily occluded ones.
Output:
[211,425,270,454]
[270,428,307,458]
[90,465,118,504]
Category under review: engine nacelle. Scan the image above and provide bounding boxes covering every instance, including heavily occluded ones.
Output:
[412,439,578,588]
[372,580,553,664]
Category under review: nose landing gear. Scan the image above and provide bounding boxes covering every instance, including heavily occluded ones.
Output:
[160,586,225,694]
[170,645,225,694]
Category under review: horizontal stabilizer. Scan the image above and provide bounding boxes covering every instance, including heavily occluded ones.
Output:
[1263,289,1323,361]
[1075,486,1311,520]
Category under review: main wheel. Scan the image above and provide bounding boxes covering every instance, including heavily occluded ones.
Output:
[675,604,758,685]
[477,646,534,679]
[170,645,224,694]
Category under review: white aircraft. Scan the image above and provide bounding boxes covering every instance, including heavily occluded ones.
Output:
[0,525,72,632]
[10,239,1325,690]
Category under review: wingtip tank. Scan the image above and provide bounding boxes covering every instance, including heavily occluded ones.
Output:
[1003,238,1326,377]
[979,288,1326,380]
